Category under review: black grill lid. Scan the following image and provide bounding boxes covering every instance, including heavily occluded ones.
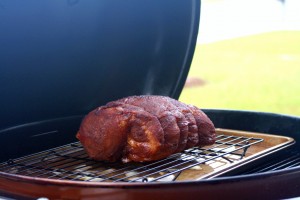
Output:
[0,0,200,130]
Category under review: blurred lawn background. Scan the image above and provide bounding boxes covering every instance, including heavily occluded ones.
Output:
[179,0,300,116]
[180,31,300,116]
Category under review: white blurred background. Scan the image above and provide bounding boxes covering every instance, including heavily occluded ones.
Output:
[198,0,300,43]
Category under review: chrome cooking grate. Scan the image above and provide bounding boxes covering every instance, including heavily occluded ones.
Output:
[241,152,300,175]
[0,134,263,182]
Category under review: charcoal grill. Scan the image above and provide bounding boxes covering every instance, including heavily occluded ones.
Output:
[1,0,300,199]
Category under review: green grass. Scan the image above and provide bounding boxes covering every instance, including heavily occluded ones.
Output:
[179,31,300,116]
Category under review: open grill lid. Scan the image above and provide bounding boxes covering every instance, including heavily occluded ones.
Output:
[1,1,300,199]
[0,0,199,131]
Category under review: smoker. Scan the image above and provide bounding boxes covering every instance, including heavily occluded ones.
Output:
[0,0,299,199]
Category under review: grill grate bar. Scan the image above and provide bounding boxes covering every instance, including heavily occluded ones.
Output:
[82,135,232,182]
[107,135,245,182]
[29,155,91,178]
[11,154,88,177]
[112,136,256,182]
[0,133,263,183]
[70,134,225,180]
[68,164,134,181]
[241,153,300,174]
[0,142,83,171]
[285,162,300,169]
[130,137,261,182]
[268,156,300,172]
[9,151,87,176]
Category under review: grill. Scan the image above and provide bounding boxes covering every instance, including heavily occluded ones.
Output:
[241,152,300,174]
[1,0,300,199]
[0,133,263,183]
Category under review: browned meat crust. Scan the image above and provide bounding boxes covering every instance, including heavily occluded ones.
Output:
[76,95,216,163]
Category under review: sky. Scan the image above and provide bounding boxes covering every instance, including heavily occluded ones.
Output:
[198,0,300,43]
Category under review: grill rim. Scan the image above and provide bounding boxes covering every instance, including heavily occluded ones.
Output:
[1,165,300,189]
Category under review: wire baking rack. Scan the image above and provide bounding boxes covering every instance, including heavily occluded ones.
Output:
[0,133,263,182]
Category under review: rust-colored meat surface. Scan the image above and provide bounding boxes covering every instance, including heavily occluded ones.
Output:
[76,95,216,163]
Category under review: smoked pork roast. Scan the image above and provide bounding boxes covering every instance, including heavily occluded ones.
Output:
[76,95,216,163]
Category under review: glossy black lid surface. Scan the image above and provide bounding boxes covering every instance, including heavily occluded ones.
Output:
[0,0,200,130]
